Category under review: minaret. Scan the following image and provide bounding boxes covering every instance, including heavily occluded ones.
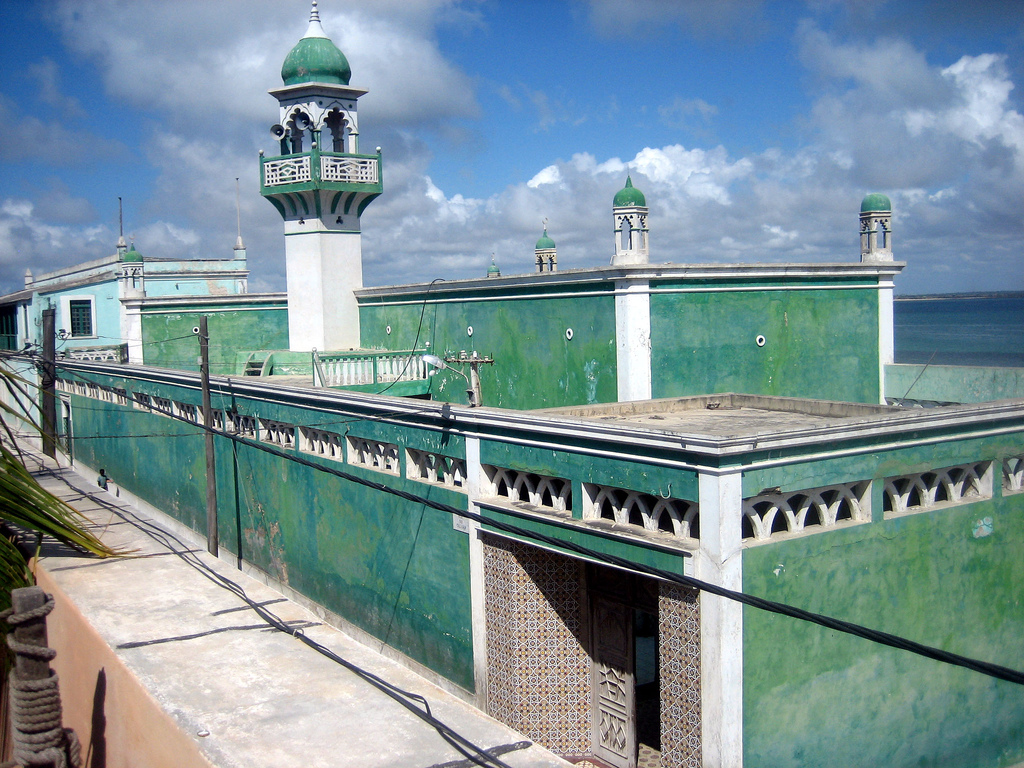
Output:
[860,193,893,262]
[116,197,128,259]
[535,220,557,272]
[260,1,383,351]
[611,176,649,265]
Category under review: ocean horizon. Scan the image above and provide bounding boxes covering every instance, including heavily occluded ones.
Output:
[894,294,1024,368]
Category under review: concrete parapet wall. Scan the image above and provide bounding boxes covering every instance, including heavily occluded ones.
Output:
[886,363,1024,404]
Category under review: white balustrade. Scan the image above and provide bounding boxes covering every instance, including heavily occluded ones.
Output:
[320,155,378,184]
[263,156,311,186]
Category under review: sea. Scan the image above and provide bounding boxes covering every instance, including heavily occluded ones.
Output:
[894,294,1024,368]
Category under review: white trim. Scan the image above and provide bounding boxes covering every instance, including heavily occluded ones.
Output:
[60,294,97,339]
[697,471,744,768]
[357,282,889,309]
[615,280,652,402]
[878,278,895,403]
[464,436,489,707]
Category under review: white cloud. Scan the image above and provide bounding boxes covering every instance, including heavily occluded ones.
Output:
[527,165,563,188]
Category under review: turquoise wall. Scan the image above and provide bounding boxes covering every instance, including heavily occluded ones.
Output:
[141,306,288,375]
[359,287,617,410]
[650,284,881,403]
[741,435,1024,768]
[37,281,121,351]
[65,374,475,690]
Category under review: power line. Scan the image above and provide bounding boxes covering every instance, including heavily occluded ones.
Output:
[44,363,1024,688]
[26,461,515,768]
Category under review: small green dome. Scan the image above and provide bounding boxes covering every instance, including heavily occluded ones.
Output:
[487,256,501,277]
[861,193,892,213]
[281,4,351,86]
[613,175,646,207]
[535,228,556,250]
[122,244,143,263]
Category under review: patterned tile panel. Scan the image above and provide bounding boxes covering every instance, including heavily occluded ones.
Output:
[483,535,591,755]
[659,583,701,768]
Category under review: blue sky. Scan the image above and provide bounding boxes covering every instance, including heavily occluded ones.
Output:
[1,0,1023,296]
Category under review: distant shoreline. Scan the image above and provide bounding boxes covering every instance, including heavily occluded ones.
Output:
[895,291,1024,301]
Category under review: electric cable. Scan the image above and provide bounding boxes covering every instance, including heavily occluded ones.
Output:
[25,459,515,768]
[35,361,1024,687]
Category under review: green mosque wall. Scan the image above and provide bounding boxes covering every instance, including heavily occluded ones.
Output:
[141,306,289,375]
[359,288,617,410]
[650,285,881,403]
[741,434,1024,768]
[65,374,475,691]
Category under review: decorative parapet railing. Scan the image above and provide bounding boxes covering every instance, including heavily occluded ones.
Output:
[407,448,466,491]
[583,484,699,541]
[261,151,380,188]
[742,481,871,543]
[320,154,379,184]
[883,462,991,517]
[312,349,428,388]
[262,155,311,186]
[62,344,127,364]
[1003,455,1024,495]
[482,465,572,514]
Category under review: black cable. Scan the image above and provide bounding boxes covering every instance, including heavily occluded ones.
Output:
[45,361,1024,687]
[28,462,514,768]
[375,278,444,397]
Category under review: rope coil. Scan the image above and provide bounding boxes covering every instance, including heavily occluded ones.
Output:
[2,593,81,768]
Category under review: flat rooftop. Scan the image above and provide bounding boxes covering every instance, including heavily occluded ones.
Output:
[540,394,900,439]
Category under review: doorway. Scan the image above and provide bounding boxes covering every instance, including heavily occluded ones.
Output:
[588,567,661,768]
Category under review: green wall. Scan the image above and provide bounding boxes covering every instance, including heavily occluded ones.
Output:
[141,306,288,375]
[66,374,475,690]
[651,284,881,403]
[741,436,1024,768]
[886,363,1024,404]
[360,287,617,410]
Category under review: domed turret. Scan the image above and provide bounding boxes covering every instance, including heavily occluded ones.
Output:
[122,243,143,263]
[487,255,501,278]
[535,223,557,273]
[613,176,646,208]
[612,175,649,265]
[861,193,892,214]
[860,193,893,262]
[281,1,351,86]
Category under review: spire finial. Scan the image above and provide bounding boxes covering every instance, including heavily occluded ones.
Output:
[542,217,548,234]
[234,177,245,250]
[304,0,328,38]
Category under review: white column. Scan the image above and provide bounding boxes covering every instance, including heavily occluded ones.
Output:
[122,299,143,364]
[697,470,744,768]
[615,279,652,402]
[463,435,489,707]
[878,277,895,404]
[284,218,363,351]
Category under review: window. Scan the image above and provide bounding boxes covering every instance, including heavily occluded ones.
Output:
[68,299,93,337]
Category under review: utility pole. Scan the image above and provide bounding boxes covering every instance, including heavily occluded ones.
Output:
[41,306,56,459]
[199,316,218,556]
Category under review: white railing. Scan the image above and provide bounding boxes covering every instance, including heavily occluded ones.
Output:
[317,352,428,387]
[321,155,379,184]
[63,345,127,363]
[263,156,311,186]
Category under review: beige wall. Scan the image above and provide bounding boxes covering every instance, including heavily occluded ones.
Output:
[36,569,214,768]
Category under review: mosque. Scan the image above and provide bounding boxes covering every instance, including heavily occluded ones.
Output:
[5,4,1024,768]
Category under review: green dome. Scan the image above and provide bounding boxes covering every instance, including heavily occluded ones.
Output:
[535,228,556,250]
[487,256,501,277]
[613,175,646,207]
[861,193,892,213]
[122,244,143,263]
[281,5,351,86]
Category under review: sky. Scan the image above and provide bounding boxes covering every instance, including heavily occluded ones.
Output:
[1,0,1023,297]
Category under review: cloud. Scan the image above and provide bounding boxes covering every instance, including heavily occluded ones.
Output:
[27,58,86,117]
[48,0,478,133]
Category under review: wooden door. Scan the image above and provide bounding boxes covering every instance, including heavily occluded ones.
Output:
[591,595,636,768]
